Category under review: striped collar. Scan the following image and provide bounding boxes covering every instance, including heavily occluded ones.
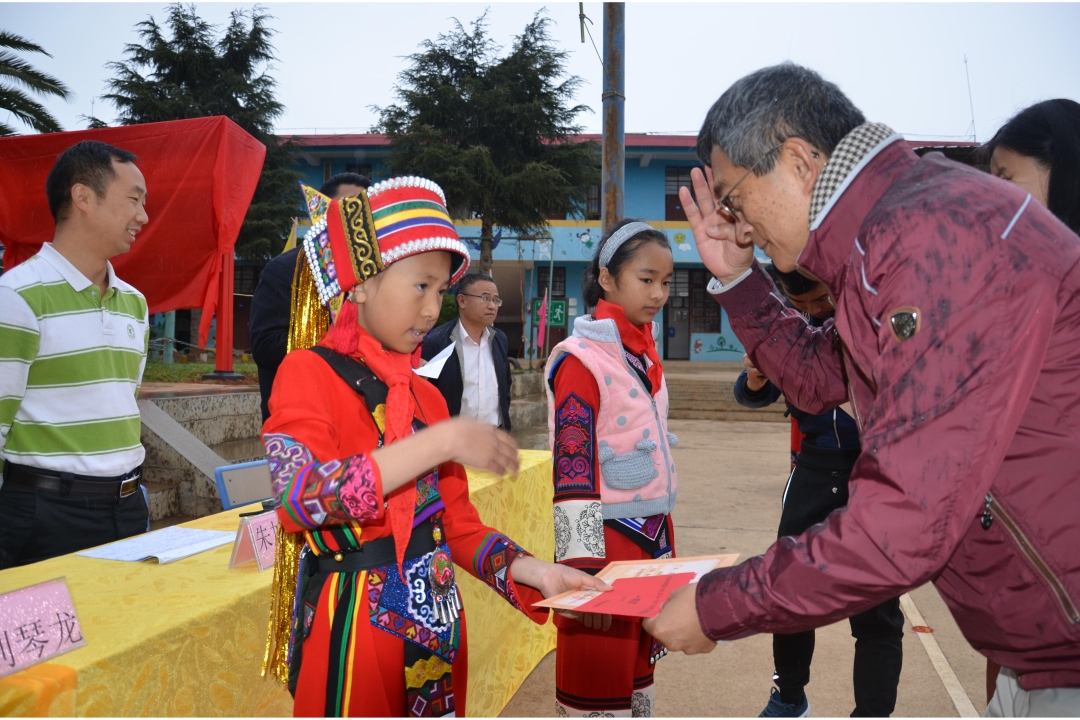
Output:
[808,123,902,230]
[38,242,118,294]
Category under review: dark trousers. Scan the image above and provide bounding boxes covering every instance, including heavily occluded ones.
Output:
[0,480,149,569]
[774,444,905,717]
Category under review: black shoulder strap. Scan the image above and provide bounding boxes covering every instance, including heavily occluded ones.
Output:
[307,346,389,411]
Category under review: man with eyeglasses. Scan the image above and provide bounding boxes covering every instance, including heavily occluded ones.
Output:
[642,63,1080,717]
[422,273,513,430]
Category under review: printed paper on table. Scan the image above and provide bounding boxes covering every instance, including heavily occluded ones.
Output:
[229,510,280,572]
[0,578,86,679]
[77,526,235,564]
[534,553,739,611]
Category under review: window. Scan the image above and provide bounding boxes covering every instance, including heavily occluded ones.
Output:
[537,266,566,297]
[345,163,372,179]
[322,160,332,183]
[586,184,601,220]
[234,265,258,296]
[665,167,694,221]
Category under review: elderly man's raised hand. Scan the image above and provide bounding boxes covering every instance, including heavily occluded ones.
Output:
[642,583,718,655]
[680,166,755,285]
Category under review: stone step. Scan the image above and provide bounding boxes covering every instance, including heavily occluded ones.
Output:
[510,394,547,432]
[144,480,179,522]
[666,377,788,423]
[669,408,790,423]
[209,437,267,464]
[511,371,544,399]
[510,425,551,452]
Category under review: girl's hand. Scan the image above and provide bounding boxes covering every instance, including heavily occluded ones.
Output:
[436,417,520,476]
[510,556,614,629]
[681,166,756,285]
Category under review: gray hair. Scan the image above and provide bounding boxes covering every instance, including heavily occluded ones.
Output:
[695,63,866,174]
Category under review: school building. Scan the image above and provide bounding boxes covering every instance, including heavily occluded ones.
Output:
[284,132,754,363]
[269,133,979,363]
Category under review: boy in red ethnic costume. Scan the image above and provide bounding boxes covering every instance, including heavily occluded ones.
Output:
[263,178,608,718]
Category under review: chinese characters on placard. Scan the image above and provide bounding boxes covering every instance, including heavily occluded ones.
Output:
[0,579,87,677]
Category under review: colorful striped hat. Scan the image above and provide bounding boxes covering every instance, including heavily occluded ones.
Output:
[368,176,469,284]
[300,176,470,314]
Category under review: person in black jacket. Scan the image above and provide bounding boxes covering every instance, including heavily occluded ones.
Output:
[733,267,904,719]
[249,173,370,421]
[421,273,513,430]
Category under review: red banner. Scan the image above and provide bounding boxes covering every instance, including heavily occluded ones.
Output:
[0,116,266,349]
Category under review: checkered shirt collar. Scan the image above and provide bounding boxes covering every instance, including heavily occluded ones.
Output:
[808,123,898,226]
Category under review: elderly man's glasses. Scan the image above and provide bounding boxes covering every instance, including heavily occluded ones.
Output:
[715,143,819,223]
[461,293,502,307]
[715,143,785,223]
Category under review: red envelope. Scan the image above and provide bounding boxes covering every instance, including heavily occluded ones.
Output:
[575,572,695,618]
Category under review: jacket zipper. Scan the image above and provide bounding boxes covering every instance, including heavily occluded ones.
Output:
[982,493,1080,624]
[841,355,865,433]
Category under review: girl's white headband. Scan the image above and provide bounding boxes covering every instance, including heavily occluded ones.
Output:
[599,222,655,268]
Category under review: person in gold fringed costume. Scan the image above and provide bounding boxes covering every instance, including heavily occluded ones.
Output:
[250,173,371,422]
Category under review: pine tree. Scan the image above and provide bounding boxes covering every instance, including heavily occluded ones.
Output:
[0,30,72,136]
[100,3,301,259]
[375,10,599,274]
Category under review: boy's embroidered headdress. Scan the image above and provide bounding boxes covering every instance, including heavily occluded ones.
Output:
[300,176,470,319]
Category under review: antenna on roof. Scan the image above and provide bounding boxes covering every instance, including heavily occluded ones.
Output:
[964,55,977,142]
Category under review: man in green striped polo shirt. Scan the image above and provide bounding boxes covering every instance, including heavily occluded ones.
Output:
[0,140,151,568]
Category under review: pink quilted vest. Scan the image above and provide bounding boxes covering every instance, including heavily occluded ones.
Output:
[546,315,678,520]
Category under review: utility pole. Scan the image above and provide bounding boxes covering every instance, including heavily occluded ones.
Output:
[601,2,625,231]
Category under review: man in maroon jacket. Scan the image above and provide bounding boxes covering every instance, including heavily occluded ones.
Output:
[643,63,1080,716]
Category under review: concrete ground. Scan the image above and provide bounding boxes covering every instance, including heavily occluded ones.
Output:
[501,419,988,718]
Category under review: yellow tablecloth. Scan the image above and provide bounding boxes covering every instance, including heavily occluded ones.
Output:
[0,450,554,717]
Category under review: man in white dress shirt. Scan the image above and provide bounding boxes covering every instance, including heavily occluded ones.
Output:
[422,273,513,429]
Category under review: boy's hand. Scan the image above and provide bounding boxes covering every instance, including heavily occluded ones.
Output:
[439,417,520,476]
[743,354,769,392]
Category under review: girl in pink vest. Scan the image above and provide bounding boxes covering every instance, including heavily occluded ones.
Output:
[546,219,677,717]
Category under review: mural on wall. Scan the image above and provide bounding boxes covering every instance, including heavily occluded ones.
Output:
[577,230,595,258]
[672,231,694,252]
[464,226,502,253]
[690,332,744,360]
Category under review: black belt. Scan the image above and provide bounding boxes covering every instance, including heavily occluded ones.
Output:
[2,462,142,498]
[313,520,439,574]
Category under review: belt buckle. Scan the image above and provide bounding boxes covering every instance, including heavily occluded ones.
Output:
[119,477,138,498]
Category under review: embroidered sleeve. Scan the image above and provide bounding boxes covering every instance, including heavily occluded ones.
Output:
[551,357,606,570]
[471,532,532,612]
[554,393,596,496]
[263,432,383,530]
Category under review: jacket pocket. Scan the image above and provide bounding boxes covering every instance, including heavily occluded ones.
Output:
[983,493,1079,624]
[599,440,659,490]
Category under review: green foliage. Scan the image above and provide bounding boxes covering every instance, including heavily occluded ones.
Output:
[374,10,599,274]
[142,359,258,384]
[436,292,459,327]
[0,30,72,136]
[100,3,302,260]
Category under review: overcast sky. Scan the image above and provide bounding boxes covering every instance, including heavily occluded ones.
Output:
[3,2,1079,143]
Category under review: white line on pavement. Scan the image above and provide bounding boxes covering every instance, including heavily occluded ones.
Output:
[899,592,980,718]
